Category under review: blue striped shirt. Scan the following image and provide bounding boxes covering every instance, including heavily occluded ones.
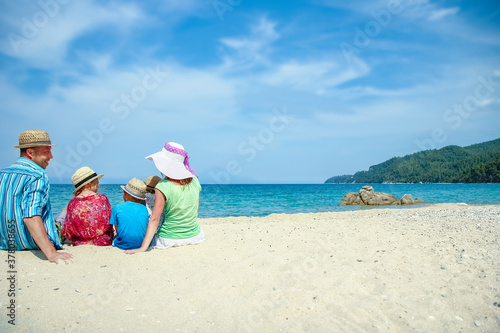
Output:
[0,158,62,251]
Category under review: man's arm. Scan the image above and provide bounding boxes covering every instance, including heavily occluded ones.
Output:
[23,216,73,264]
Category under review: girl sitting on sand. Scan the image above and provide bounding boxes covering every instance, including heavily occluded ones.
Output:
[125,142,204,254]
[61,167,114,246]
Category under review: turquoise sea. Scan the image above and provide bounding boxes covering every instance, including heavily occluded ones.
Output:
[50,183,500,219]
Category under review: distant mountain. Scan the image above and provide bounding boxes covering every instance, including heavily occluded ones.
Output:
[325,138,500,184]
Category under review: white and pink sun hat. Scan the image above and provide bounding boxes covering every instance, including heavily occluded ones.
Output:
[145,142,197,180]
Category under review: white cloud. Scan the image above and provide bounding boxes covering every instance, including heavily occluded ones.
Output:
[315,0,460,25]
[476,99,496,108]
[0,1,145,68]
[310,100,425,139]
[77,52,114,73]
[219,16,370,94]
[258,58,370,93]
[397,1,460,23]
[2,59,239,131]
[219,17,280,70]
[428,7,460,21]
[137,65,239,128]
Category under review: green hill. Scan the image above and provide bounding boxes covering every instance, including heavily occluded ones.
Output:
[325,137,500,184]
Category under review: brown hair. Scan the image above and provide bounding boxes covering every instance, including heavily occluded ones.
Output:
[20,146,41,157]
[123,191,146,204]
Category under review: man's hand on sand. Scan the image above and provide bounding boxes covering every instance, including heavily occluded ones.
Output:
[47,252,73,264]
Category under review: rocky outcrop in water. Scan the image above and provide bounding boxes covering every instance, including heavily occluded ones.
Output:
[340,186,426,206]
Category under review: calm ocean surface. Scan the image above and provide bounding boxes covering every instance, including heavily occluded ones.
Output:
[50,183,500,219]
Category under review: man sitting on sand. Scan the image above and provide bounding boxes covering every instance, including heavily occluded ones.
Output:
[110,178,149,250]
[0,130,73,264]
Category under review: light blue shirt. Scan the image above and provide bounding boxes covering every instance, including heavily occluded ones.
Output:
[0,158,62,250]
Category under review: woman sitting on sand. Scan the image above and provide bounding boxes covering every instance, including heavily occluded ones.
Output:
[125,142,204,254]
[61,167,114,246]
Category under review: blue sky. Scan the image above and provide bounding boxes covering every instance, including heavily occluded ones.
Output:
[0,0,499,184]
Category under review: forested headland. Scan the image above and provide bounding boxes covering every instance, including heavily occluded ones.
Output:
[325,138,500,184]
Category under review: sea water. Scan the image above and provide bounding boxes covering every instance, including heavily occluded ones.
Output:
[50,183,500,219]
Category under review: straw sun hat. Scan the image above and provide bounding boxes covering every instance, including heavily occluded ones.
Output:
[71,166,103,195]
[121,177,147,200]
[14,130,56,149]
[145,175,162,190]
[145,142,197,180]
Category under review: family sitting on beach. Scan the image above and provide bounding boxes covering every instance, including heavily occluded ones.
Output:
[0,130,203,264]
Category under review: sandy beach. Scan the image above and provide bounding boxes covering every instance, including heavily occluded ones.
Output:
[1,203,499,332]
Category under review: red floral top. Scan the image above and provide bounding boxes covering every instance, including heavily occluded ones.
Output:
[61,193,113,246]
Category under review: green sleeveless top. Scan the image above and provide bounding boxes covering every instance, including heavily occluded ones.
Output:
[155,177,201,239]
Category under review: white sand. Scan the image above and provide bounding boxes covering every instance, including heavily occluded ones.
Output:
[1,203,499,332]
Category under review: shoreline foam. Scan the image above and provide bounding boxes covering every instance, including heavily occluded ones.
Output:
[1,203,499,332]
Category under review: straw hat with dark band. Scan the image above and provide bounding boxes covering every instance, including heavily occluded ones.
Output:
[14,130,56,148]
[121,178,147,200]
[71,166,103,195]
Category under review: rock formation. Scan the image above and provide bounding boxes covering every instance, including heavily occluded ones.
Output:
[340,186,426,206]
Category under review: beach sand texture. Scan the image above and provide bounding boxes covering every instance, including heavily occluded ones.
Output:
[1,203,499,332]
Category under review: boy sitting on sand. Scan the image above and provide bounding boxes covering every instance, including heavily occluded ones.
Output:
[110,178,149,250]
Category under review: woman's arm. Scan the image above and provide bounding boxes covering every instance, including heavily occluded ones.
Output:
[125,189,165,254]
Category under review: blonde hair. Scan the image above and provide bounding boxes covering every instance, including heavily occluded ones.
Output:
[74,179,99,196]
[166,176,192,186]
